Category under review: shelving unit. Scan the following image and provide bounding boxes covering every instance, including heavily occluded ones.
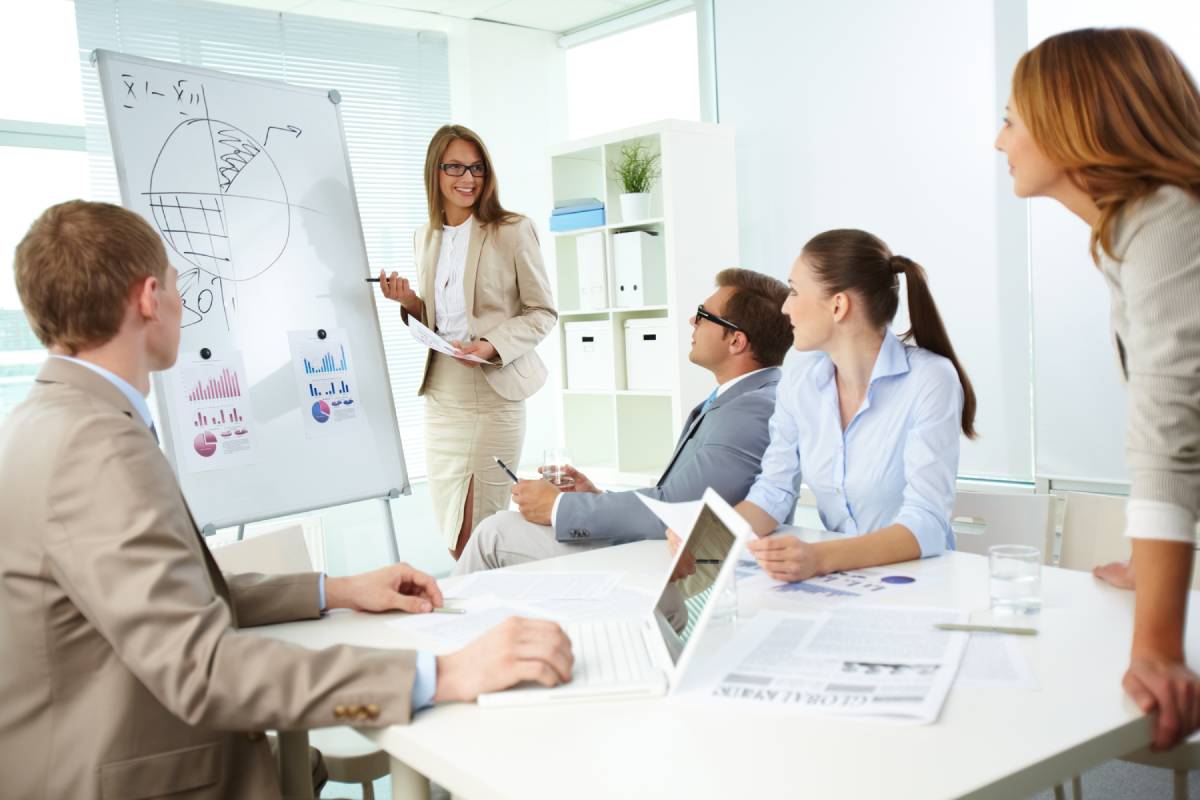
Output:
[548,120,739,486]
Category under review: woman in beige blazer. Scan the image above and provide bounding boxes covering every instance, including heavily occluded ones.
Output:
[996,28,1200,749]
[379,124,556,559]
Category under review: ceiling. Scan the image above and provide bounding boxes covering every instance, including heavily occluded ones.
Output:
[215,0,671,34]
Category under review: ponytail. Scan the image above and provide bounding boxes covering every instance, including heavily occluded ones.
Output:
[889,255,977,438]
[802,229,977,439]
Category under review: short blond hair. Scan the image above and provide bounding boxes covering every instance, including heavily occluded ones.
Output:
[14,200,166,352]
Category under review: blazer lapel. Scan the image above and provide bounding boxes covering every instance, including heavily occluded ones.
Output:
[656,368,781,487]
[462,216,487,323]
[420,226,441,331]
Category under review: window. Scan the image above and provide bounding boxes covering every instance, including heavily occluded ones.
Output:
[0,3,88,423]
[565,11,701,139]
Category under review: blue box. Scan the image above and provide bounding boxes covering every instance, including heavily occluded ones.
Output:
[550,207,606,232]
[550,198,605,232]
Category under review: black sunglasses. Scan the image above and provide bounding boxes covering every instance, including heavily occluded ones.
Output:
[695,304,741,332]
[438,162,487,177]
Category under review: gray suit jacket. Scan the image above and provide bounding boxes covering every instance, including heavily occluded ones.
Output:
[555,367,787,542]
[0,359,417,800]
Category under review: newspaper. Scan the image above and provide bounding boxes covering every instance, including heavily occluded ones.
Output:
[689,606,968,724]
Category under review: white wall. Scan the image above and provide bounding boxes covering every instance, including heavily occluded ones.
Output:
[713,0,1032,481]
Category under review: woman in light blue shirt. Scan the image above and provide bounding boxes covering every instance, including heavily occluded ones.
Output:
[736,229,976,580]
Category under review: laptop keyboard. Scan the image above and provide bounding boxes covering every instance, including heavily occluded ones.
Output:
[563,619,657,688]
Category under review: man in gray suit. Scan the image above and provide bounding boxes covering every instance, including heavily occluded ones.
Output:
[454,268,795,573]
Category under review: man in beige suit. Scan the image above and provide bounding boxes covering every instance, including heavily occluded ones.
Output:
[0,200,572,799]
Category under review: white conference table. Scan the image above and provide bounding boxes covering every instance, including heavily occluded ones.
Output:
[260,531,1199,800]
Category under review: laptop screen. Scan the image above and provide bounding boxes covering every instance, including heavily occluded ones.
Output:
[651,502,738,664]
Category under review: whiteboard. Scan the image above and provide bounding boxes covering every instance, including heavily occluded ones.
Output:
[95,50,409,529]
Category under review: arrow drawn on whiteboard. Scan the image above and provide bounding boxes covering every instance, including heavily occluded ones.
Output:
[263,124,302,147]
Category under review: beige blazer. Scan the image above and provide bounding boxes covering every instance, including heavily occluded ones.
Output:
[0,359,416,800]
[411,214,557,401]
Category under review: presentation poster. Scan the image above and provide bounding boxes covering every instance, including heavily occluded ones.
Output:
[167,349,258,474]
[287,328,365,439]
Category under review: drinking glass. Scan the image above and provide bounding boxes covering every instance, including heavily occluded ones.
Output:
[988,544,1042,615]
[542,448,575,491]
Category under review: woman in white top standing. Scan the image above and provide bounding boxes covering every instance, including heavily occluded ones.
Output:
[378,125,556,559]
[996,28,1200,749]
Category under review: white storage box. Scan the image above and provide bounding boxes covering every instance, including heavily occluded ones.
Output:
[624,318,672,391]
[564,321,615,390]
[575,232,607,310]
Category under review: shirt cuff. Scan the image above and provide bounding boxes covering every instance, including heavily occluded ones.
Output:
[1125,499,1197,543]
[745,482,791,526]
[551,493,563,529]
[318,572,327,612]
[411,650,437,712]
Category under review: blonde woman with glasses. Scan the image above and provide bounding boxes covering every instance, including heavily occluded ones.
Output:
[997,28,1200,749]
[378,125,556,560]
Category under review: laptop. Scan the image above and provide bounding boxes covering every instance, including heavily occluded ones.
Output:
[477,488,752,706]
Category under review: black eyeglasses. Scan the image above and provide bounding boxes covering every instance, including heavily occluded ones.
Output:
[695,304,741,332]
[438,162,487,177]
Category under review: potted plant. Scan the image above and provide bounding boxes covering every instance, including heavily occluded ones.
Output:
[612,141,660,222]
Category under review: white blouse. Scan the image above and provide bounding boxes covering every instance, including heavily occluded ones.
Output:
[433,216,472,344]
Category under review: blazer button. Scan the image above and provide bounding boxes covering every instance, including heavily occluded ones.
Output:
[366,704,381,720]
[334,704,348,719]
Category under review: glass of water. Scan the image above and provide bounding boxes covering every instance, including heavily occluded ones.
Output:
[989,544,1042,615]
[542,448,575,491]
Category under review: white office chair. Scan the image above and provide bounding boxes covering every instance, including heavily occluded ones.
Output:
[211,525,391,800]
[1058,491,1200,800]
[950,490,1058,562]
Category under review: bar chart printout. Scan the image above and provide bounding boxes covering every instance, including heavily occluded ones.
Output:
[167,350,258,474]
[287,328,365,439]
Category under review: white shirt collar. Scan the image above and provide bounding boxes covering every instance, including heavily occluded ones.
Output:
[51,355,155,430]
[716,367,771,397]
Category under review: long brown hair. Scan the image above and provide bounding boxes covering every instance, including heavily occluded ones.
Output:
[1012,28,1200,261]
[802,229,977,438]
[423,124,519,229]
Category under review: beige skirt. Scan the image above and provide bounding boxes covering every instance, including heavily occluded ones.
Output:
[423,352,525,548]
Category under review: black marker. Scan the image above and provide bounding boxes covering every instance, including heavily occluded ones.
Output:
[493,456,519,483]
[365,277,382,282]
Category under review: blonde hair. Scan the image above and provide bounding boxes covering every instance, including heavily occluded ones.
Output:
[423,124,518,229]
[1012,27,1200,261]
[15,200,166,353]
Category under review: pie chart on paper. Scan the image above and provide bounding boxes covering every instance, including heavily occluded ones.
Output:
[311,400,331,423]
[193,431,218,457]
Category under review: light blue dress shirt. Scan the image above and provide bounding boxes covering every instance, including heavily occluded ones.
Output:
[52,357,438,710]
[745,330,963,557]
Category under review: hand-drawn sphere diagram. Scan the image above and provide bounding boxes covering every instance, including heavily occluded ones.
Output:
[146,118,300,330]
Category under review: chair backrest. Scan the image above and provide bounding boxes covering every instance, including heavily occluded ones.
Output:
[951,491,1057,563]
[1058,491,1129,573]
[210,524,312,575]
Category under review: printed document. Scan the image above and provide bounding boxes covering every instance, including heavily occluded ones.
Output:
[406,316,490,363]
[691,606,968,724]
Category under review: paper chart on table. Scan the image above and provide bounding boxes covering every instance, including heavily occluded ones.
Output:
[737,556,918,606]
[443,571,623,604]
[682,606,969,724]
[406,316,490,363]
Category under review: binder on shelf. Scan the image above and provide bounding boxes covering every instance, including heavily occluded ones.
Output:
[624,318,672,391]
[575,232,607,310]
[550,197,605,232]
[613,230,656,307]
[564,321,616,391]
